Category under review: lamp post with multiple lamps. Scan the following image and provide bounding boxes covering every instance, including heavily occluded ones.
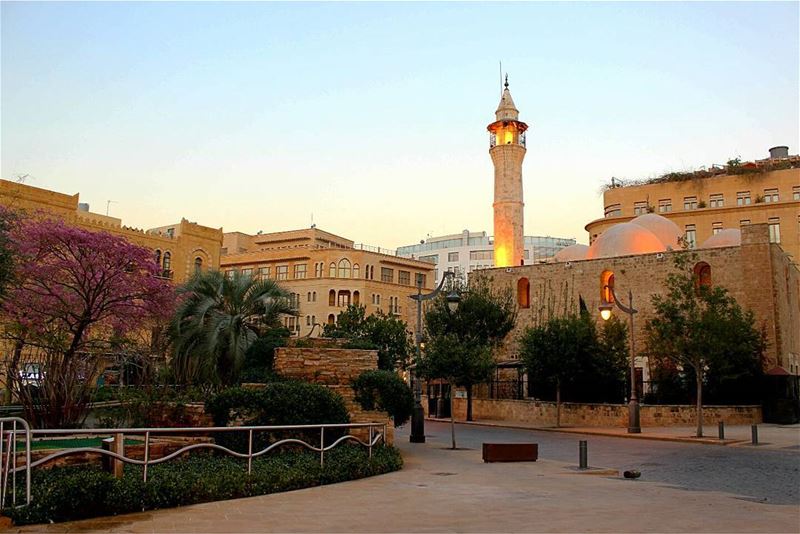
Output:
[598,284,641,434]
[407,271,461,443]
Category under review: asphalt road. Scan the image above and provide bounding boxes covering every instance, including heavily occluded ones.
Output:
[404,421,800,506]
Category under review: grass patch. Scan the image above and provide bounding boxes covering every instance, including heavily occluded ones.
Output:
[6,444,402,525]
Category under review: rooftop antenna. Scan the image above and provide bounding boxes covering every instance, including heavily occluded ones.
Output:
[15,174,30,184]
[310,212,316,229]
[106,200,117,216]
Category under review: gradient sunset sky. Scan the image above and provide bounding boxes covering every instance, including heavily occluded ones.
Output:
[2,2,798,247]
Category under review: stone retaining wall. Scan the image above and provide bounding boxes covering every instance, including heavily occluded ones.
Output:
[274,347,377,385]
[428,396,761,427]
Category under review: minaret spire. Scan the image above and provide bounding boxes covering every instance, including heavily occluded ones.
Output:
[487,76,528,267]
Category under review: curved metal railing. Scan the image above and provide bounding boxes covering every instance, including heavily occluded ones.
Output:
[1,419,387,508]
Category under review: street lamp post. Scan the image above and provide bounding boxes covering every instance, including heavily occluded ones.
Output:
[599,285,641,434]
[408,271,461,443]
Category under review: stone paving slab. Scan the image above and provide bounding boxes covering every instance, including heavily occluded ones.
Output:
[9,426,799,533]
[432,418,800,450]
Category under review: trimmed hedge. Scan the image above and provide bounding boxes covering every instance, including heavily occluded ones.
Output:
[7,444,402,525]
[352,370,414,427]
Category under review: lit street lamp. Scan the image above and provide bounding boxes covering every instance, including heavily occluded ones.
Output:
[599,285,641,434]
[407,271,461,443]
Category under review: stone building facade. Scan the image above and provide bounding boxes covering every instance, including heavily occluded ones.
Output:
[479,223,800,378]
[585,164,800,264]
[220,227,435,337]
[0,179,223,284]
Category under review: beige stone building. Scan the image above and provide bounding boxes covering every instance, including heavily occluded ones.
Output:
[482,223,799,379]
[585,150,800,264]
[0,179,223,284]
[220,227,435,336]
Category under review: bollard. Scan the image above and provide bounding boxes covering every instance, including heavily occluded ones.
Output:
[751,424,759,445]
[578,440,588,470]
[718,421,725,440]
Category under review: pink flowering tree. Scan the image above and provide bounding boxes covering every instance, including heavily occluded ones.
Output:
[1,215,174,427]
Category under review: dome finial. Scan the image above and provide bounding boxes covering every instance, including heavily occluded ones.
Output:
[504,73,509,89]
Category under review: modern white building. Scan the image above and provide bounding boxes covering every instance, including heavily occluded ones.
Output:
[396,230,577,286]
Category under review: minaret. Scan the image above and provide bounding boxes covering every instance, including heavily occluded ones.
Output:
[488,75,528,267]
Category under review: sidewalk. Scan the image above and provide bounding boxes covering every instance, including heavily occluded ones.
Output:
[428,417,800,449]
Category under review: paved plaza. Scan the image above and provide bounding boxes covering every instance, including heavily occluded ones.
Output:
[12,421,800,533]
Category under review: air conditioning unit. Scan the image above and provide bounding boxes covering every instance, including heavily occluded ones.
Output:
[505,268,513,273]
[656,253,665,259]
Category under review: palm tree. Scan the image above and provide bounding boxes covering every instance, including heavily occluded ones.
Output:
[170,270,297,385]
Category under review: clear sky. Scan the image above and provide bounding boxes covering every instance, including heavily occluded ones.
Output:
[2,2,798,247]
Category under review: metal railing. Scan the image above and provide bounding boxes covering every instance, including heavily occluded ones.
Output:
[0,418,386,509]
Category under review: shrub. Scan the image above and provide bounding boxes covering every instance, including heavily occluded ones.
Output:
[7,445,402,525]
[205,382,350,450]
[352,370,414,427]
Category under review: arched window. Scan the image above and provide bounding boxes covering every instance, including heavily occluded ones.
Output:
[338,258,351,278]
[600,270,615,304]
[353,263,360,279]
[154,249,162,266]
[162,252,172,272]
[312,291,317,302]
[694,262,712,290]
[328,289,336,307]
[329,262,337,278]
[194,257,203,274]
[327,314,336,325]
[307,292,312,302]
[337,290,351,307]
[517,278,530,308]
[353,290,360,306]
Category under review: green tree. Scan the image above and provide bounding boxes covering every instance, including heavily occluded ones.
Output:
[323,305,411,370]
[239,326,291,383]
[421,278,516,425]
[645,255,765,437]
[417,333,494,448]
[170,271,296,386]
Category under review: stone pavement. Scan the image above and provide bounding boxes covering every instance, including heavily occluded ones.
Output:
[432,417,800,450]
[11,425,799,533]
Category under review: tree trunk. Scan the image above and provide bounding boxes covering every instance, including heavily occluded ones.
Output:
[466,384,473,422]
[4,338,24,405]
[695,368,704,438]
[450,381,456,450]
[556,379,561,428]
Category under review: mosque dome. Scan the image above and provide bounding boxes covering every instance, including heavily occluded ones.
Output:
[700,228,741,248]
[554,244,589,262]
[630,213,683,250]
[586,222,666,259]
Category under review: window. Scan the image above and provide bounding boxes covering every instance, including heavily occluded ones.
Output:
[258,267,270,280]
[600,270,615,304]
[388,296,399,314]
[194,257,203,274]
[337,290,351,307]
[353,264,360,279]
[709,194,724,208]
[737,191,751,206]
[469,250,494,261]
[162,251,171,272]
[315,263,323,277]
[447,252,459,262]
[416,273,427,288]
[276,265,288,280]
[328,290,336,306]
[683,196,698,210]
[242,268,253,277]
[685,225,697,248]
[225,270,235,279]
[740,219,750,227]
[604,204,621,217]
[793,186,800,201]
[420,254,439,264]
[381,267,394,283]
[712,222,723,235]
[327,314,335,325]
[693,262,711,290]
[329,262,337,278]
[634,201,648,215]
[154,249,162,266]
[769,218,781,243]
[372,293,382,306]
[353,291,360,306]
[306,316,311,326]
[658,199,672,213]
[307,292,312,302]
[398,270,411,285]
[517,278,530,309]
[312,291,316,302]
[763,188,779,203]
[294,264,307,279]
[338,259,351,278]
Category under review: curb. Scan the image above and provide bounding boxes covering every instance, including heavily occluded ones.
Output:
[426,418,747,446]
